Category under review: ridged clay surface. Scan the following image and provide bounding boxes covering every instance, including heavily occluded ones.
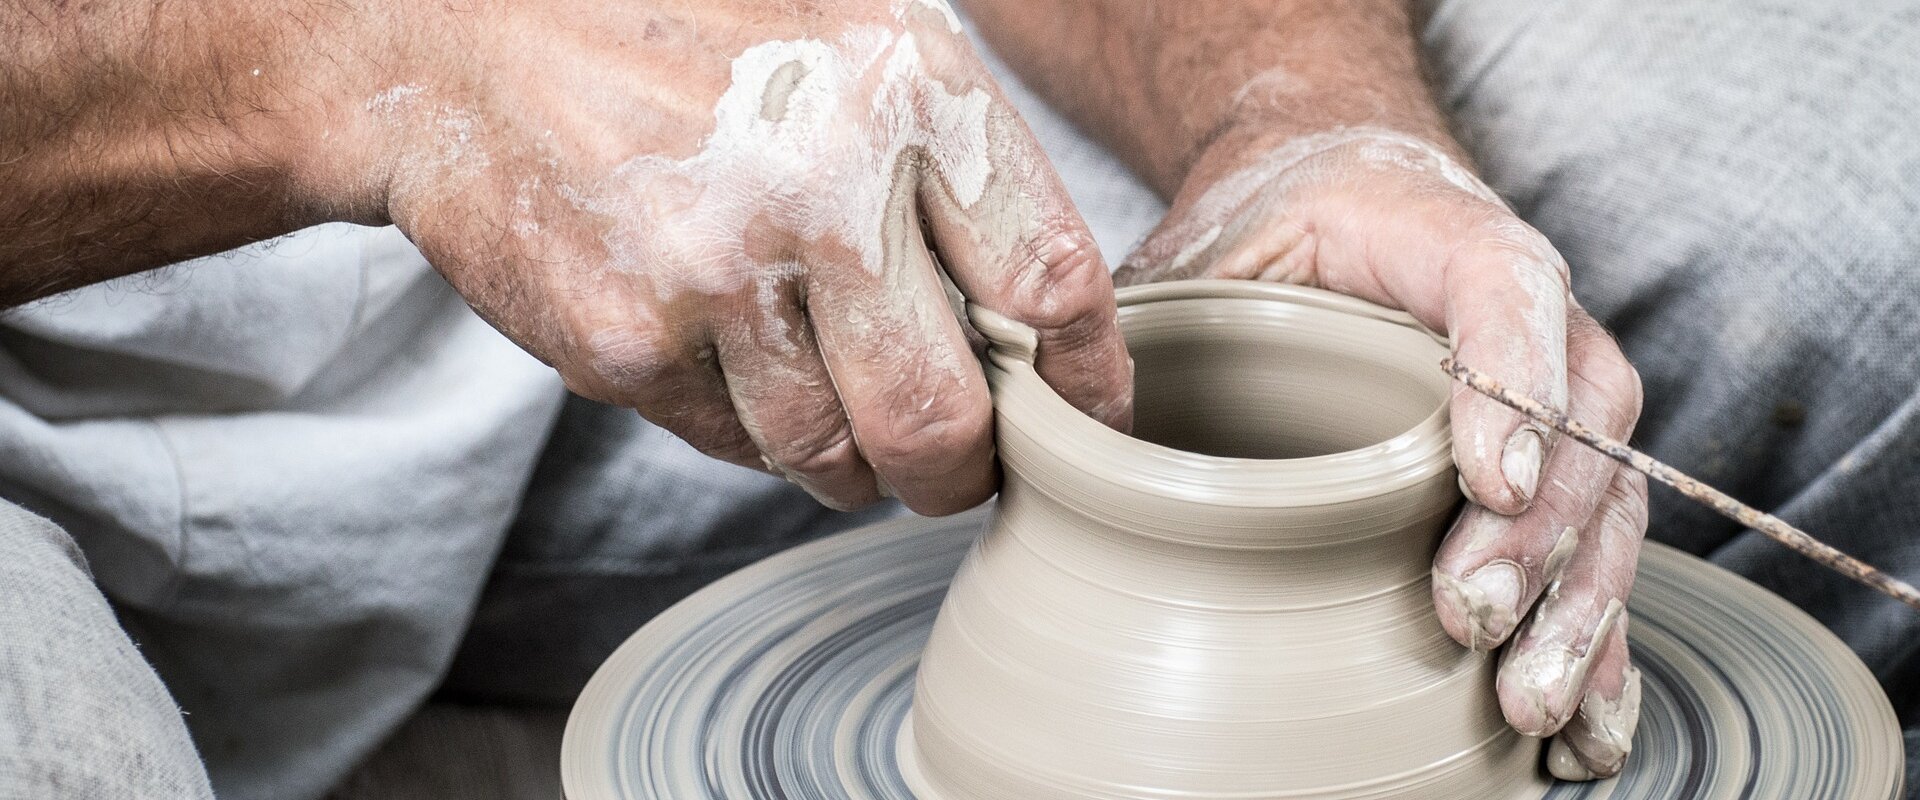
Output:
[903,281,1541,799]
[560,282,1904,800]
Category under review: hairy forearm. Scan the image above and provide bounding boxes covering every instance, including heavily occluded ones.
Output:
[0,0,402,306]
[959,0,1455,195]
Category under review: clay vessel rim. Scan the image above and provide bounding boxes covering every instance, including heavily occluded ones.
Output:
[968,280,1453,507]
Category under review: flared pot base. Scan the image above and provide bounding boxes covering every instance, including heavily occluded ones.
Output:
[896,717,1552,800]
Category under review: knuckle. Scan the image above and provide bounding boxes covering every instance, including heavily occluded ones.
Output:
[766,418,861,477]
[1599,471,1651,536]
[1593,497,1645,544]
[1617,468,1650,502]
[1619,364,1646,422]
[578,319,679,396]
[1594,370,1644,435]
[860,383,991,468]
[1475,215,1572,285]
[574,318,751,462]
[1572,335,1645,434]
[1528,491,1594,541]
[998,224,1112,336]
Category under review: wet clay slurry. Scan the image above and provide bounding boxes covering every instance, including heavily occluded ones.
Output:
[900,281,1548,799]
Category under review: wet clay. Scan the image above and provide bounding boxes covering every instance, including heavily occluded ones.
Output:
[899,281,1548,799]
[558,279,1905,800]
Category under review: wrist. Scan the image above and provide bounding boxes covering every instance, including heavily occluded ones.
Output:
[0,0,362,295]
[55,0,413,226]
[222,0,453,226]
[1176,115,1495,214]
[1187,80,1458,182]
[1118,123,1501,288]
[138,0,480,228]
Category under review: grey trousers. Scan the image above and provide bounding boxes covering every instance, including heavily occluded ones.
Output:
[0,507,213,799]
[1422,0,1920,762]
[2,0,1917,796]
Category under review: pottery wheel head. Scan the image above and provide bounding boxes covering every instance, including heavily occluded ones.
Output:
[561,511,1903,800]
[563,283,1905,800]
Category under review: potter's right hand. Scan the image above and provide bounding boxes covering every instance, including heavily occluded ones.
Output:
[316,0,1133,514]
[1115,125,1647,780]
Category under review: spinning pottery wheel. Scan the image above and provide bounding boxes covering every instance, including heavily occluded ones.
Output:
[563,512,1905,799]
[563,283,1904,799]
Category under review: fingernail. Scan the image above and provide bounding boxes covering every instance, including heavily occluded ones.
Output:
[1500,600,1625,736]
[1502,644,1577,736]
[1457,561,1524,649]
[1546,737,1597,781]
[1580,666,1643,772]
[1548,666,1642,780]
[1502,428,1545,503]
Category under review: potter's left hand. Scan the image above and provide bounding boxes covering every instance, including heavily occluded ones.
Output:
[1115,126,1647,780]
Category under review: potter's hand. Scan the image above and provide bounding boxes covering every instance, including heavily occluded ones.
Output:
[350,1,1132,514]
[0,0,1130,509]
[1115,127,1647,779]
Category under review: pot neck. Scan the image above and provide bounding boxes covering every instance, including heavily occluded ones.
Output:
[967,281,1456,552]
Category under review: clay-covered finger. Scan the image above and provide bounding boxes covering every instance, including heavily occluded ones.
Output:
[804,195,995,516]
[914,86,1134,432]
[1495,467,1648,737]
[1431,311,1644,649]
[1547,618,1642,780]
[1442,218,1572,516]
[712,271,879,511]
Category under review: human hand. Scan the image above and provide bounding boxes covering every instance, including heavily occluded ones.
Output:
[1115,126,1647,780]
[315,0,1132,514]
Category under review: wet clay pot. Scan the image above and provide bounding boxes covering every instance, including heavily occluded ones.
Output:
[899,280,1547,799]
